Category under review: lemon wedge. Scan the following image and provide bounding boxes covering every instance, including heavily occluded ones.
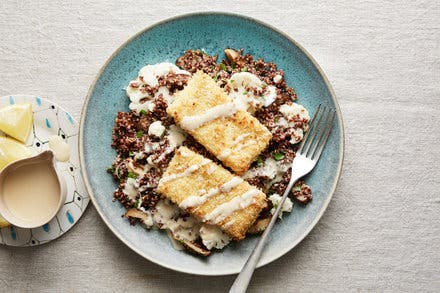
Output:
[0,103,33,142]
[0,215,10,228]
[0,136,32,170]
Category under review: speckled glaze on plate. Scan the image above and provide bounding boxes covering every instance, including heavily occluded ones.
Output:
[80,13,344,275]
[0,95,90,246]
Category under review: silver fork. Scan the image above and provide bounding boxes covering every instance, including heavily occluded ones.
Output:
[229,105,336,293]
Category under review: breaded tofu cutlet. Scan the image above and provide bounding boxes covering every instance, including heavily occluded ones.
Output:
[157,146,266,240]
[166,71,272,174]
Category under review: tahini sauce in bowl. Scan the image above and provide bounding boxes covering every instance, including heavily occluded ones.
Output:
[0,151,66,228]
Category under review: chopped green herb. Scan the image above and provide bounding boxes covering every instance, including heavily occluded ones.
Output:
[136,131,143,138]
[214,72,221,81]
[230,79,235,83]
[129,151,133,156]
[292,185,302,192]
[243,91,248,95]
[261,83,267,89]
[255,156,264,167]
[139,109,147,115]
[115,166,120,178]
[267,187,275,196]
[273,152,285,161]
[127,172,137,179]
[219,63,227,71]
[106,166,115,173]
[231,62,236,70]
[241,67,248,72]
[134,199,140,208]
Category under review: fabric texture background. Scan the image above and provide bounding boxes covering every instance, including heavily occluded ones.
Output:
[0,1,439,292]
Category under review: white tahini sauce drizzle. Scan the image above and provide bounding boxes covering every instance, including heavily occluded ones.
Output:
[273,74,283,83]
[179,176,244,209]
[207,165,216,175]
[148,121,165,138]
[166,230,185,251]
[278,102,310,144]
[167,125,186,148]
[220,140,255,160]
[159,158,211,184]
[199,224,231,250]
[204,189,260,224]
[220,177,244,193]
[218,133,252,160]
[242,157,289,184]
[155,146,174,164]
[123,178,138,201]
[127,158,151,177]
[218,149,232,160]
[180,188,220,209]
[269,194,293,219]
[180,102,238,131]
[223,219,236,229]
[138,62,190,87]
[152,200,200,243]
[48,135,70,162]
[127,62,190,113]
[226,72,277,112]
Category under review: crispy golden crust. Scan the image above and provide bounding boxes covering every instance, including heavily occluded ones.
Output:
[157,147,266,240]
[167,71,272,174]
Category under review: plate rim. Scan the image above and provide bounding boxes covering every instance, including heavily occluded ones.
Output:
[79,12,345,276]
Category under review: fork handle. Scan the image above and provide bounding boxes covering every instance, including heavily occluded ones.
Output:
[229,175,300,293]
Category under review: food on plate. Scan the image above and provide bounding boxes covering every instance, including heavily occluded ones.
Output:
[167,71,272,174]
[0,135,33,228]
[0,103,33,142]
[0,103,34,228]
[0,136,32,170]
[108,48,313,256]
[0,215,9,228]
[157,146,266,240]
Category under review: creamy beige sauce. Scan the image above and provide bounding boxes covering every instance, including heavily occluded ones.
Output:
[180,102,238,131]
[179,176,244,209]
[223,219,236,229]
[159,158,211,184]
[217,133,251,160]
[3,163,60,222]
[126,63,190,113]
[204,189,260,224]
[166,230,185,251]
[179,188,220,209]
[220,177,244,193]
[123,178,138,201]
[48,135,70,162]
[199,224,230,250]
[226,72,277,111]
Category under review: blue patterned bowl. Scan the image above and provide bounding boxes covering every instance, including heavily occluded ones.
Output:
[80,13,344,275]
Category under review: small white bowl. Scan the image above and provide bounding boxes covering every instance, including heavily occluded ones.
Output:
[0,151,67,228]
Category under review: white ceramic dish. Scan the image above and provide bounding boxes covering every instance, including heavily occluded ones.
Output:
[0,95,90,246]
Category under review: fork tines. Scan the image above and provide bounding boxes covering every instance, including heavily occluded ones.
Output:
[297,105,336,160]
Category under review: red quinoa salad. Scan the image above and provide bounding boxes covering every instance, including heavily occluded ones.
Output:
[108,49,313,255]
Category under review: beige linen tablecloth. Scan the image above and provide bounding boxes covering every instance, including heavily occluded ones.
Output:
[0,1,439,292]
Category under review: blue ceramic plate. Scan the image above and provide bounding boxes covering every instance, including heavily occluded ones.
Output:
[80,13,344,275]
